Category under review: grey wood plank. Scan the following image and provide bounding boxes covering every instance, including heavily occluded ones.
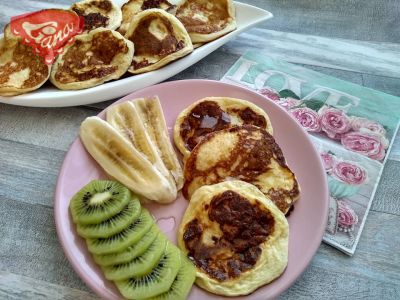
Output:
[0,197,91,292]
[281,265,400,299]
[244,0,400,43]
[362,74,400,97]
[313,212,400,286]
[372,160,400,216]
[0,272,98,300]
[281,211,400,299]
[227,28,400,78]
[0,104,97,151]
[0,138,64,207]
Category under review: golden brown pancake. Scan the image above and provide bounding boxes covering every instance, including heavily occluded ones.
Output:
[183,125,300,214]
[118,0,176,36]
[0,38,50,96]
[71,0,122,32]
[174,97,274,159]
[3,24,16,41]
[124,8,193,74]
[175,0,236,43]
[50,28,134,90]
[178,180,289,296]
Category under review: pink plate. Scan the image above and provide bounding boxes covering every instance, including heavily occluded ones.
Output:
[55,79,328,300]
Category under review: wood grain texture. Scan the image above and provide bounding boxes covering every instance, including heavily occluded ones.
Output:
[0,105,97,151]
[371,160,400,216]
[227,28,400,78]
[0,138,64,206]
[0,0,399,299]
[0,272,98,300]
[0,198,90,292]
[244,0,400,43]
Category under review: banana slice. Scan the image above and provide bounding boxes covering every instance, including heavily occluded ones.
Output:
[80,116,177,203]
[133,97,184,190]
[106,100,176,191]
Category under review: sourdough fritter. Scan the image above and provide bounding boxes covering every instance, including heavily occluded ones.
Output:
[50,28,134,90]
[118,0,176,36]
[178,180,289,296]
[0,38,50,96]
[174,97,274,159]
[183,125,300,214]
[71,0,122,32]
[176,0,236,43]
[125,8,193,74]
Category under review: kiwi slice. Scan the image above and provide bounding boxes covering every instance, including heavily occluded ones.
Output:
[76,197,141,238]
[115,242,181,300]
[93,224,159,267]
[70,180,130,225]
[148,254,196,300]
[86,208,153,255]
[103,235,167,281]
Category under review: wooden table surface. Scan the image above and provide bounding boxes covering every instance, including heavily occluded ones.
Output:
[1,0,399,299]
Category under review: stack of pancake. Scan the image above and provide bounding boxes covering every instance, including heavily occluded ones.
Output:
[0,0,237,95]
[175,97,300,296]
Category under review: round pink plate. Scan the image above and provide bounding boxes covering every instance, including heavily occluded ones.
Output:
[55,79,329,300]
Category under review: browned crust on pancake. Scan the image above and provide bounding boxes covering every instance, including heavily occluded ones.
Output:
[0,39,50,96]
[175,0,236,43]
[124,9,193,74]
[54,31,128,84]
[71,0,121,32]
[183,125,300,214]
[179,100,270,152]
[183,189,275,281]
[118,0,176,35]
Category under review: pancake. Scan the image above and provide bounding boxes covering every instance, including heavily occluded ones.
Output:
[71,0,122,32]
[178,180,289,296]
[3,24,16,41]
[174,97,274,159]
[124,8,193,74]
[175,0,236,43]
[118,0,176,36]
[50,28,134,90]
[0,38,50,96]
[183,125,300,214]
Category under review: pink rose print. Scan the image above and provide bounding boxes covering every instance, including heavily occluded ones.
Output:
[341,130,389,161]
[320,152,335,171]
[332,161,367,185]
[337,200,358,228]
[350,116,387,137]
[291,107,321,132]
[279,97,302,110]
[319,106,351,139]
[257,88,280,102]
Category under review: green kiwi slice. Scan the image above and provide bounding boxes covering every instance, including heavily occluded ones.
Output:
[115,242,181,300]
[70,180,130,225]
[148,253,196,300]
[93,224,159,267]
[103,235,167,281]
[76,197,141,238]
[86,208,153,255]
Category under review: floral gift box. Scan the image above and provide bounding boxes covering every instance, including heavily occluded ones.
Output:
[222,51,400,255]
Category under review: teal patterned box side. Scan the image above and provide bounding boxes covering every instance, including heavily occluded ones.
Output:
[224,51,400,137]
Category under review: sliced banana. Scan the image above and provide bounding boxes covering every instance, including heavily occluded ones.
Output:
[80,116,177,203]
[133,96,184,190]
[106,100,177,191]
